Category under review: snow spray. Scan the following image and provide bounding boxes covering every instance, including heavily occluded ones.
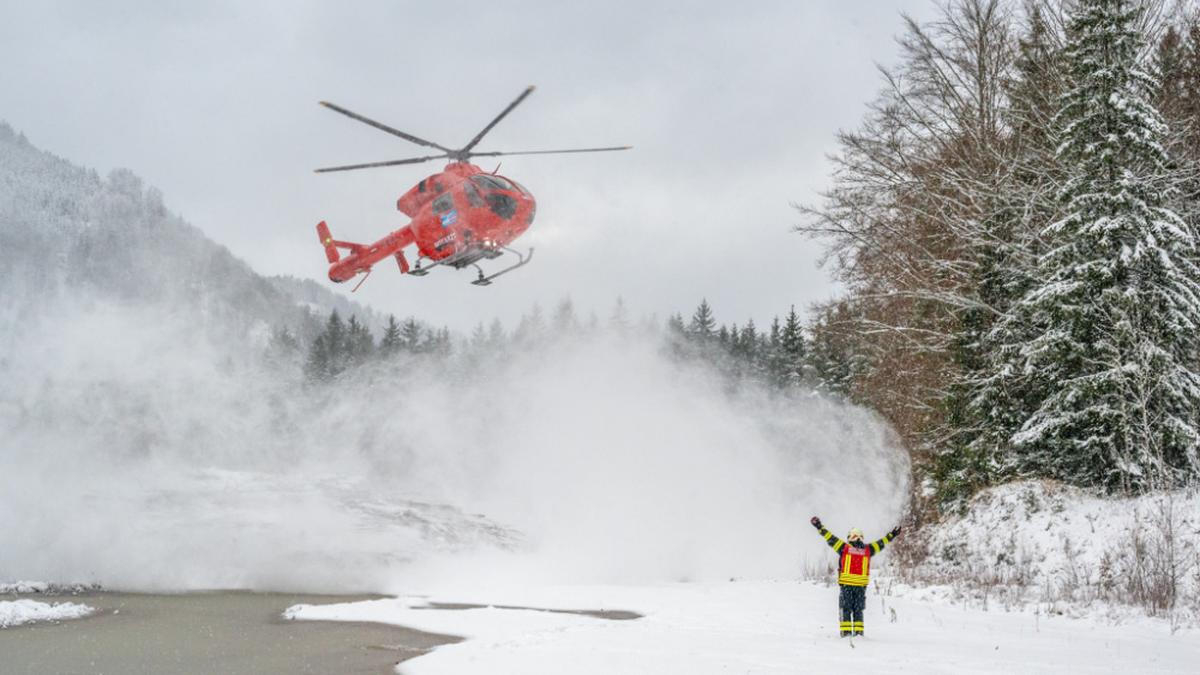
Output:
[0,303,910,591]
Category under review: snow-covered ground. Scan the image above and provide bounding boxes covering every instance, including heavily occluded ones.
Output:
[0,581,50,594]
[0,599,93,629]
[285,579,1197,674]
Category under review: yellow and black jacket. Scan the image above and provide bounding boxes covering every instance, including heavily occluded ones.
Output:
[816,526,894,587]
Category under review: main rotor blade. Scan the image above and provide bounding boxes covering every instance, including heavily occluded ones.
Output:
[319,101,453,152]
[459,86,536,154]
[314,154,450,173]
[469,146,633,158]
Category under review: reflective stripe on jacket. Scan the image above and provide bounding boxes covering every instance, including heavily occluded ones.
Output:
[838,544,871,586]
[816,526,894,587]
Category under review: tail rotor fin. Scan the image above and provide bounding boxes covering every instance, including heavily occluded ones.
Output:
[316,221,340,263]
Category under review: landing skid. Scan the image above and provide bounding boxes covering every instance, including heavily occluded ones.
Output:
[408,245,534,286]
[471,247,534,286]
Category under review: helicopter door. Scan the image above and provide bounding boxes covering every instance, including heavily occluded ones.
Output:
[432,194,458,228]
[463,182,485,208]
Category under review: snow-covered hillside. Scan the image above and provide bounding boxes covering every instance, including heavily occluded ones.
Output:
[0,122,375,339]
[897,480,1200,625]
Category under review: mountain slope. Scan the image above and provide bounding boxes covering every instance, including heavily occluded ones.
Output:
[0,122,375,339]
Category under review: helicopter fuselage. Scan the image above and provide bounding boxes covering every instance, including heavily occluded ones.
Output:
[320,162,536,283]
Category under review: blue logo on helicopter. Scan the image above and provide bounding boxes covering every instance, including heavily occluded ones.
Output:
[439,209,458,227]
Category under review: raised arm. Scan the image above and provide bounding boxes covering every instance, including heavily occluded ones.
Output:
[868,526,902,554]
[810,516,845,552]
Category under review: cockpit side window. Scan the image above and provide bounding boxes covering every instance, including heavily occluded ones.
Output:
[432,194,455,213]
[486,193,517,220]
[464,183,484,208]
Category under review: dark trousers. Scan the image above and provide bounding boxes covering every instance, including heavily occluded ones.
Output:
[838,584,866,635]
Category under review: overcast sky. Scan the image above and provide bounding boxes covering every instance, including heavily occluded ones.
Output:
[1,1,939,332]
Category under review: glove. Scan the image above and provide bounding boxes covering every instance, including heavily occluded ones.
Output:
[888,525,902,538]
[810,516,823,530]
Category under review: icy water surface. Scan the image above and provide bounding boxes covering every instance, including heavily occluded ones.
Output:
[0,591,460,674]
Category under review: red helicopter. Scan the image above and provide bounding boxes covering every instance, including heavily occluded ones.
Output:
[314,86,630,288]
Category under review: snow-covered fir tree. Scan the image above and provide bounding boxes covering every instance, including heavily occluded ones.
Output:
[379,315,403,357]
[552,297,580,335]
[399,317,424,352]
[609,296,631,333]
[778,306,807,388]
[345,315,374,365]
[1002,0,1200,491]
[666,312,686,338]
[804,302,860,399]
[688,299,716,341]
[957,4,1069,494]
[512,304,547,348]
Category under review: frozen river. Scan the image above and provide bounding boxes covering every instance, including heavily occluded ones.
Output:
[0,591,459,674]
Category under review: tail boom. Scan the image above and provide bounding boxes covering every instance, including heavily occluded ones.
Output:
[316,221,415,283]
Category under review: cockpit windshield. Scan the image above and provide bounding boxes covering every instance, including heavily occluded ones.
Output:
[471,175,516,192]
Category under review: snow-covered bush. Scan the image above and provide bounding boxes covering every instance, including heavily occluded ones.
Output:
[1100,494,1199,623]
[897,480,1200,624]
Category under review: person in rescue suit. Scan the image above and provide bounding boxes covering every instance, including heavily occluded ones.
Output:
[810,516,901,637]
